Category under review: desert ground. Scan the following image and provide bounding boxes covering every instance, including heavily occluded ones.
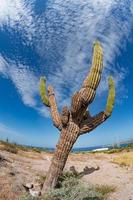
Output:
[0,142,133,200]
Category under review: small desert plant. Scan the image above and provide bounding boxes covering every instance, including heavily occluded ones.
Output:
[46,177,105,200]
[31,147,41,153]
[101,148,122,154]
[95,185,116,196]
[56,169,80,188]
[36,174,47,186]
[19,193,32,200]
[19,178,115,200]
[0,140,43,153]
[113,153,133,167]
[16,145,29,152]
[57,166,99,188]
[2,142,18,154]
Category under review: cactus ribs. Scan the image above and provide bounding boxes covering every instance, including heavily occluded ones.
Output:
[40,41,115,193]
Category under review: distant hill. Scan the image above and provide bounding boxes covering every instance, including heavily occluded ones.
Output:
[120,139,133,145]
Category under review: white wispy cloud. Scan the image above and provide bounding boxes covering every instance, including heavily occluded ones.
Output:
[0,54,50,116]
[36,0,132,106]
[0,0,35,41]
[0,123,17,135]
[0,54,8,76]
[0,122,40,145]
[0,0,132,117]
[0,122,26,142]
[8,65,39,107]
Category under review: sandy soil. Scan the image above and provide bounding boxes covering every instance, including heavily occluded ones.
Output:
[0,149,133,200]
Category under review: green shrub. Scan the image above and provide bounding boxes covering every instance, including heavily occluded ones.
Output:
[19,178,115,200]
[0,140,43,153]
[95,185,116,196]
[19,193,32,200]
[31,147,41,153]
[2,142,18,154]
[46,177,104,200]
[57,170,80,188]
[113,153,133,167]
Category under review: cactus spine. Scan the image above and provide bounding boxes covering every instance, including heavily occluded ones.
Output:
[40,41,115,193]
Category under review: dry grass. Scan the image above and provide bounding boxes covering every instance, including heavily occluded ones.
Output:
[95,184,116,196]
[19,177,116,200]
[46,177,116,200]
[0,142,18,154]
[0,177,21,200]
[113,153,133,167]
[19,151,42,160]
[0,140,42,154]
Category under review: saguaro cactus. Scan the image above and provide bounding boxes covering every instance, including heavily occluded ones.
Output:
[40,41,115,193]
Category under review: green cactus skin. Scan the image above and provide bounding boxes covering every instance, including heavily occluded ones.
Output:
[40,77,50,107]
[105,76,115,117]
[71,41,104,119]
[87,41,103,89]
[40,41,116,193]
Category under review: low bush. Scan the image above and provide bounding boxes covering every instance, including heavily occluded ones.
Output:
[46,177,114,200]
[19,177,115,200]
[113,153,133,167]
[56,169,80,188]
[2,142,18,154]
[95,185,116,196]
[0,140,42,153]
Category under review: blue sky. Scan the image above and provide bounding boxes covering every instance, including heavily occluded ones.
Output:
[0,0,133,148]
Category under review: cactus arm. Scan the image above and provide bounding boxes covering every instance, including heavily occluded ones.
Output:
[71,41,104,118]
[105,76,115,117]
[47,85,62,129]
[82,41,103,91]
[40,77,50,107]
[60,106,70,127]
[79,76,115,135]
[79,112,107,135]
[40,77,62,129]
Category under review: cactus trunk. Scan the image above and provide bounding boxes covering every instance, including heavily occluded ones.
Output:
[42,122,79,192]
[40,41,115,194]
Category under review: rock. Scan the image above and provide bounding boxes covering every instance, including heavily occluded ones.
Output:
[0,155,11,167]
[9,171,16,176]
[29,189,41,197]
[22,183,33,191]
[25,183,33,189]
[34,182,43,190]
[46,156,51,161]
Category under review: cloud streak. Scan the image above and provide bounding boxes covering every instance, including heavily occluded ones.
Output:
[0,122,26,142]
[0,0,35,41]
[0,0,133,116]
[0,54,50,117]
[37,0,132,106]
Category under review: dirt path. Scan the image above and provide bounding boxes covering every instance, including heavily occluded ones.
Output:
[66,153,133,200]
[0,150,133,200]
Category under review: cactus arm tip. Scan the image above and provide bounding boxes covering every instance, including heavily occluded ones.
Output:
[105,76,115,117]
[93,40,103,52]
[40,76,50,107]
[93,40,100,46]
